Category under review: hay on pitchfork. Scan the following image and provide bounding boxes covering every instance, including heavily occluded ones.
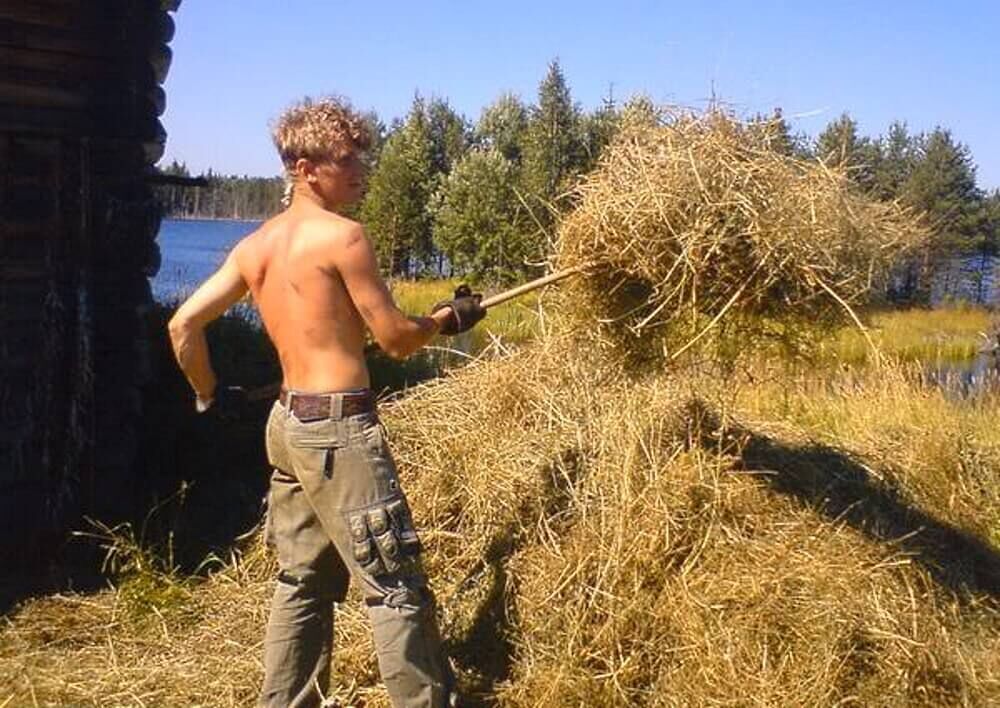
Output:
[554,110,927,360]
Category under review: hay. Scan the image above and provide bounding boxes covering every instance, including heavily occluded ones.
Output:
[8,338,998,706]
[555,110,927,358]
[384,344,1000,706]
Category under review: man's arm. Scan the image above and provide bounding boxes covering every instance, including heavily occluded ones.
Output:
[334,224,451,359]
[168,249,249,406]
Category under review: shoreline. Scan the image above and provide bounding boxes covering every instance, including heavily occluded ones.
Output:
[163,215,265,223]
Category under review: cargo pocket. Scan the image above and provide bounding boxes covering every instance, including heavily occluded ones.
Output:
[346,496,421,577]
[287,437,341,485]
[349,418,402,498]
[349,512,385,576]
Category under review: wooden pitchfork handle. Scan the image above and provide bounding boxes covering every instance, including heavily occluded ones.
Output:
[245,266,585,402]
[478,265,584,308]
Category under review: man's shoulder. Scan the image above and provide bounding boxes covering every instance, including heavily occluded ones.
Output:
[228,219,272,261]
[307,211,364,240]
[298,212,368,258]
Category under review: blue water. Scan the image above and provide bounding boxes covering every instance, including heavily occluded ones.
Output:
[153,219,261,302]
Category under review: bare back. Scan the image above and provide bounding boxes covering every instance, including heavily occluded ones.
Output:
[235,209,370,392]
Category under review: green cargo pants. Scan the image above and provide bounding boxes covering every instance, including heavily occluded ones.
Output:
[259,395,455,708]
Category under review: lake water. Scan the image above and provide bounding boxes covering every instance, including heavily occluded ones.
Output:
[926,352,1000,398]
[153,219,261,302]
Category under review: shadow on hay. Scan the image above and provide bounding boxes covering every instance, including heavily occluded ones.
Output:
[449,529,518,703]
[687,400,1000,601]
[448,448,586,704]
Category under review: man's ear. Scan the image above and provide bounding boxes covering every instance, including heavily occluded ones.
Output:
[295,157,318,184]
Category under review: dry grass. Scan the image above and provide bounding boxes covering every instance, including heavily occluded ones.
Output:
[3,344,998,706]
[555,111,927,361]
[2,112,997,707]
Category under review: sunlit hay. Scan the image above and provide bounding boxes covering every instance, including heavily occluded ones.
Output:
[554,110,927,362]
[0,533,273,706]
[2,345,999,706]
[362,345,998,706]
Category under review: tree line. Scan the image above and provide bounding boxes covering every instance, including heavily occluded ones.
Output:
[788,113,1000,301]
[158,60,1000,299]
[155,164,284,221]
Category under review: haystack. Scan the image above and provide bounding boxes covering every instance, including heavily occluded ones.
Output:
[555,111,926,358]
[5,335,997,706]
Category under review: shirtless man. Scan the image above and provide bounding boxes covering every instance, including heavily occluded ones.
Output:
[168,97,483,707]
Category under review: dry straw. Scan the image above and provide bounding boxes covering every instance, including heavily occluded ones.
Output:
[4,338,997,706]
[555,110,927,360]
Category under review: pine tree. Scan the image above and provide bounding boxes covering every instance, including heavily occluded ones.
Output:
[873,120,916,200]
[426,98,469,175]
[476,93,529,164]
[904,127,983,253]
[894,128,985,301]
[815,112,877,192]
[431,148,526,282]
[521,60,585,214]
[617,94,662,133]
[581,89,620,169]
[750,108,797,157]
[360,110,387,161]
[360,97,436,275]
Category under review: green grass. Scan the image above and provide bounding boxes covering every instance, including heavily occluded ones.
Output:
[391,277,540,351]
[74,516,198,627]
[821,305,992,364]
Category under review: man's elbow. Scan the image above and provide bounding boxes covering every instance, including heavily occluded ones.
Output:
[167,312,195,346]
[374,327,424,360]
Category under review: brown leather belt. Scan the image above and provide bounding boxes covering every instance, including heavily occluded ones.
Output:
[279,388,375,422]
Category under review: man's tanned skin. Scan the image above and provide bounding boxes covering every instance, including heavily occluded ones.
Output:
[168,149,453,403]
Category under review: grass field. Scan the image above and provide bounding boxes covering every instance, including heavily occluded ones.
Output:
[391,277,541,350]
[824,304,992,363]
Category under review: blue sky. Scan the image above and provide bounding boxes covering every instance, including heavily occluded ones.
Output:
[163,1,999,189]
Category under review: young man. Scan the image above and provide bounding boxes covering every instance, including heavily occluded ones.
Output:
[168,97,483,707]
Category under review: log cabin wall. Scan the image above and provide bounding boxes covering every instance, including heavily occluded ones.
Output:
[0,1,179,568]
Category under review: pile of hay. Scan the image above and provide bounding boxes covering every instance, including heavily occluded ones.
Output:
[377,344,1000,706]
[4,338,998,706]
[555,111,926,357]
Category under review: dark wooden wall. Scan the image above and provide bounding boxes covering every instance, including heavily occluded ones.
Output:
[0,1,179,569]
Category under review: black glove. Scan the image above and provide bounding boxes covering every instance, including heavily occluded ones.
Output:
[210,384,248,420]
[431,284,486,336]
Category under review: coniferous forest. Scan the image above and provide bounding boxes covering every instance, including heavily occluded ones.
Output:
[156,60,1000,300]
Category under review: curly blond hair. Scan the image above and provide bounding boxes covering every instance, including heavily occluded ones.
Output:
[271,96,371,171]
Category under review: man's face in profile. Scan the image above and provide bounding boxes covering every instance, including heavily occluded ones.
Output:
[314,147,368,208]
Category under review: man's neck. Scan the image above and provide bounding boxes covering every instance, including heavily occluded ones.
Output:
[289,187,330,212]
[288,182,343,214]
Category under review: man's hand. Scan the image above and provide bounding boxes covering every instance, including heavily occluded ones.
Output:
[200,384,248,420]
[431,284,486,336]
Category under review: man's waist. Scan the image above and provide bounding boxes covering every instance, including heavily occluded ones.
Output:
[279,387,375,421]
